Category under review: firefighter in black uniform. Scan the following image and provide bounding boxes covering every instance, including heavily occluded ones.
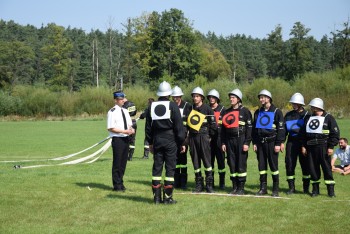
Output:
[139,98,154,159]
[207,89,226,189]
[252,89,285,197]
[145,81,185,204]
[171,86,191,189]
[186,87,217,193]
[301,98,339,197]
[123,99,137,161]
[221,89,252,195]
[284,93,310,194]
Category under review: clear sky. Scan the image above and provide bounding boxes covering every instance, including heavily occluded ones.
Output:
[1,0,349,40]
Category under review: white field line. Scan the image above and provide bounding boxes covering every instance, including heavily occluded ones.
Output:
[176,192,291,199]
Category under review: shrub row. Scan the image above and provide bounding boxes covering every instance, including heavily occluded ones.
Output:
[1,67,349,118]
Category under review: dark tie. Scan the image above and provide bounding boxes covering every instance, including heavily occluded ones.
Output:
[121,109,127,130]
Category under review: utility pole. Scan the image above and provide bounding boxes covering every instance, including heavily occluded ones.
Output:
[232,40,236,84]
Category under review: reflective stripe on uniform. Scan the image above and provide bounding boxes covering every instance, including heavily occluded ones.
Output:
[302,175,311,179]
[165,177,174,182]
[287,175,294,180]
[230,173,238,177]
[239,121,245,125]
[218,168,226,173]
[144,145,149,149]
[238,172,247,177]
[259,170,267,175]
[271,170,279,175]
[152,176,162,181]
[325,180,335,185]
[311,180,321,184]
[129,145,135,149]
[204,167,212,172]
[194,168,201,173]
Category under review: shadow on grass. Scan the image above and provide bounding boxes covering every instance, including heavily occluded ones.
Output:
[106,193,153,204]
[75,182,111,191]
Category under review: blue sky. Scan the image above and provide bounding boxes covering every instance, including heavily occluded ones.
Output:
[1,0,349,40]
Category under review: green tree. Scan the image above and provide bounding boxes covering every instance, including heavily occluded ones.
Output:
[284,22,313,80]
[0,40,34,88]
[265,25,285,78]
[40,24,76,90]
[331,20,350,68]
[199,42,231,81]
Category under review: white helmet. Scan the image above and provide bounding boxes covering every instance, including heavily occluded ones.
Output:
[207,89,220,101]
[171,86,184,97]
[289,93,305,105]
[228,88,243,101]
[191,87,204,97]
[309,98,324,110]
[156,81,172,97]
[258,89,272,100]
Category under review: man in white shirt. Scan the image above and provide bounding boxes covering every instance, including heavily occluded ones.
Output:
[332,138,350,175]
[107,91,135,191]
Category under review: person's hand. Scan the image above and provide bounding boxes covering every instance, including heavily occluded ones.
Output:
[327,148,333,156]
[280,143,285,153]
[243,144,249,152]
[274,145,281,153]
[222,145,226,152]
[253,144,257,152]
[180,145,186,153]
[301,147,307,156]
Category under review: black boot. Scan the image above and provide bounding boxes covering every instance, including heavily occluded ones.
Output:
[236,181,245,195]
[174,169,181,188]
[303,179,310,194]
[152,184,162,204]
[311,183,320,197]
[163,185,177,204]
[256,174,268,195]
[327,184,336,198]
[229,177,238,194]
[286,179,295,195]
[180,173,188,190]
[142,147,149,159]
[205,171,214,193]
[219,172,226,190]
[193,176,204,193]
[128,148,134,161]
[271,182,279,197]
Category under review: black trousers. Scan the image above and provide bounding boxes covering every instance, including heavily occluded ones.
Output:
[226,136,248,182]
[152,134,177,186]
[285,140,309,179]
[306,144,334,183]
[189,133,212,172]
[112,137,129,188]
[176,146,188,173]
[256,141,279,182]
[211,135,226,173]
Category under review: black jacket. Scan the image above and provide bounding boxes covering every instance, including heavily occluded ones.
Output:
[145,97,185,146]
[252,104,285,146]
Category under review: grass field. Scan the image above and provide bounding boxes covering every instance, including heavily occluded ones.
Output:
[0,119,349,233]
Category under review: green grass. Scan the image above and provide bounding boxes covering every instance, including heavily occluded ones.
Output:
[0,119,349,233]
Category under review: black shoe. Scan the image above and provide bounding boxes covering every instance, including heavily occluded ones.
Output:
[113,185,126,192]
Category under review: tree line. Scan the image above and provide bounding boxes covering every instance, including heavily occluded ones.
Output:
[0,8,349,92]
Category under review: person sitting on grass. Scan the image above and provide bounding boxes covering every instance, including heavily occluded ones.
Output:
[332,137,350,175]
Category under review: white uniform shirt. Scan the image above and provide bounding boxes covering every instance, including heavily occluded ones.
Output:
[333,145,350,166]
[107,105,133,137]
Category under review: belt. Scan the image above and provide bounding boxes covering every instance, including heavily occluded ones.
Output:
[259,136,276,143]
[306,139,327,145]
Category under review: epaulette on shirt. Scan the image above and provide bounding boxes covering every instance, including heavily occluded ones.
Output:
[110,108,115,112]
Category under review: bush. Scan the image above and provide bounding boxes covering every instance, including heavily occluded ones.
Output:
[0,91,23,116]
